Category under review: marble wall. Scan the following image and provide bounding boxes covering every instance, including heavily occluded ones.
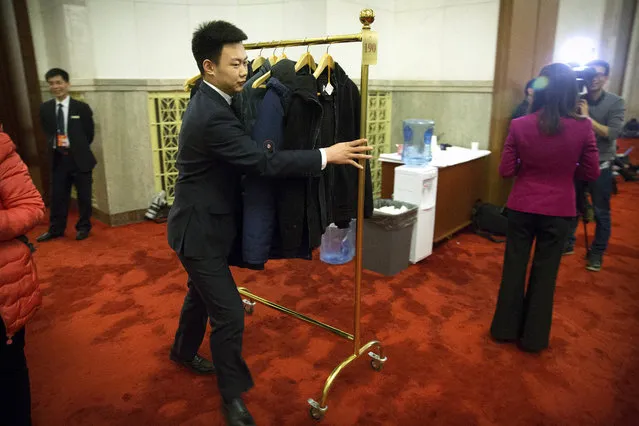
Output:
[86,91,155,215]
[386,81,494,150]
[41,81,159,218]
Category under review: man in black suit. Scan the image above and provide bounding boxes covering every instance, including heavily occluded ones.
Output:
[37,68,96,242]
[168,21,371,426]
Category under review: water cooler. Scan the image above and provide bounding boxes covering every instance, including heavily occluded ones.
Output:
[393,165,438,263]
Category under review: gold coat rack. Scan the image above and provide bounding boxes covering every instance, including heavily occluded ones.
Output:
[188,9,384,421]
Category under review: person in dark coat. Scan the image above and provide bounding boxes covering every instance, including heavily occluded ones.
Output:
[167,21,371,426]
[36,68,96,242]
[511,78,535,119]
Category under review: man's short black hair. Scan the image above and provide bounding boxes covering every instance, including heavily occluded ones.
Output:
[45,68,69,82]
[192,21,247,74]
[586,59,610,76]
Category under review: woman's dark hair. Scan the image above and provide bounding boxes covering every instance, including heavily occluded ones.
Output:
[529,63,580,135]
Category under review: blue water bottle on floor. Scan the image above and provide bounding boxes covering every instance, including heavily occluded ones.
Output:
[320,220,356,265]
[402,119,434,166]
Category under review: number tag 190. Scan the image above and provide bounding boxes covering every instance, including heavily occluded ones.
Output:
[362,31,378,65]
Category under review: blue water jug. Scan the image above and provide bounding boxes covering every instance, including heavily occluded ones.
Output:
[401,119,434,166]
[320,220,356,264]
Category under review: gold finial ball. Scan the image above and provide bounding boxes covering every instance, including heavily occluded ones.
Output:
[360,9,375,26]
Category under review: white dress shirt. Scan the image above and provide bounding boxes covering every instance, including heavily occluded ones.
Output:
[203,80,327,169]
[56,95,70,134]
[203,80,232,105]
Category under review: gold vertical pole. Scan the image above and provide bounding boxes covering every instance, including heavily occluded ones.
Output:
[354,65,367,354]
[354,8,375,356]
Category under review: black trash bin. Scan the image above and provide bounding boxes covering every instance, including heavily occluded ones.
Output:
[362,199,418,276]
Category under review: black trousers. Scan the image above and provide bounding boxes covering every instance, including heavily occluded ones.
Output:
[50,152,92,235]
[490,210,571,351]
[172,255,254,401]
[0,322,32,426]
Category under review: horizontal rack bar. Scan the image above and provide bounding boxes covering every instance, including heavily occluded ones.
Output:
[238,287,354,341]
[244,33,362,50]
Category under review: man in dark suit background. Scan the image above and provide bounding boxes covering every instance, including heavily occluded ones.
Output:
[37,68,96,242]
[168,21,371,426]
[511,78,535,120]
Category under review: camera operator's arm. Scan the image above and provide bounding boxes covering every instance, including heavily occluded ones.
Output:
[603,98,626,139]
[590,119,608,137]
[580,98,626,138]
[575,127,600,182]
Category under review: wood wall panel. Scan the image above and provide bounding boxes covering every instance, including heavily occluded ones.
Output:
[486,0,559,205]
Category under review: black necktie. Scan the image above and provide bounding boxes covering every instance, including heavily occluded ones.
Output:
[57,104,65,135]
[230,95,241,119]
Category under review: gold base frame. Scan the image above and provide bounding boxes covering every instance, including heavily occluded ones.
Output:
[238,9,385,421]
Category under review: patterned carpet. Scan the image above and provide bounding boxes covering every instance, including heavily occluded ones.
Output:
[24,182,639,425]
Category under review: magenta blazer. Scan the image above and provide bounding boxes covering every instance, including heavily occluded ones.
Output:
[500,113,600,217]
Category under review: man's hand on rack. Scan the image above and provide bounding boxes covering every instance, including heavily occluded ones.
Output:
[325,139,372,169]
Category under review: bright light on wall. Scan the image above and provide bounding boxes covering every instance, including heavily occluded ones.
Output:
[556,36,598,66]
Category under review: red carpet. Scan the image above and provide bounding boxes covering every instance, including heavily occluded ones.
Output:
[24,182,639,425]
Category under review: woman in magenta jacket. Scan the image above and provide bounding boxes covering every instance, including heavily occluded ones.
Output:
[490,63,600,353]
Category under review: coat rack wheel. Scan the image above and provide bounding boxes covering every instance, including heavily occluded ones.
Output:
[368,351,387,371]
[370,359,383,371]
[309,406,324,420]
[242,298,256,315]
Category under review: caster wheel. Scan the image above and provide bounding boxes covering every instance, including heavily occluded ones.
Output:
[242,299,255,315]
[309,406,324,420]
[371,359,383,371]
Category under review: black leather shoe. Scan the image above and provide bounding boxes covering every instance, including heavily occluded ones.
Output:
[223,398,255,426]
[170,352,215,375]
[76,231,89,241]
[36,232,63,242]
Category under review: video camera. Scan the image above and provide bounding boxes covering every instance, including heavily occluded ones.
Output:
[572,66,597,95]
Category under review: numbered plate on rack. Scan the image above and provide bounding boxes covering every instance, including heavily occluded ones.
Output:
[362,31,378,65]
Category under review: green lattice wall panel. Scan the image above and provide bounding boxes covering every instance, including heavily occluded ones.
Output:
[148,93,190,204]
[147,90,391,203]
[366,91,392,198]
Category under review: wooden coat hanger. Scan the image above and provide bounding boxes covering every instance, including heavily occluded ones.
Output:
[313,43,335,80]
[277,47,288,62]
[252,48,266,72]
[294,41,317,72]
[184,74,201,92]
[268,48,278,65]
[253,48,280,89]
[251,70,271,89]
[252,47,294,89]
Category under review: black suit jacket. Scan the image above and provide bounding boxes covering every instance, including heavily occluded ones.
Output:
[40,98,96,172]
[167,81,322,259]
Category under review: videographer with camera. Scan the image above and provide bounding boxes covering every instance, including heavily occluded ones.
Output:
[565,60,626,272]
